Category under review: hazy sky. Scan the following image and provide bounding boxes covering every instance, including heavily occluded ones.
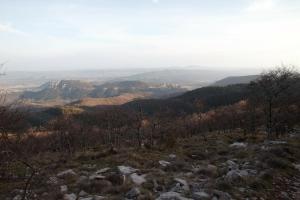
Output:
[0,0,300,71]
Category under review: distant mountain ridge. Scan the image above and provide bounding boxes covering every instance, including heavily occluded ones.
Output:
[117,69,243,89]
[21,80,186,102]
[213,75,259,86]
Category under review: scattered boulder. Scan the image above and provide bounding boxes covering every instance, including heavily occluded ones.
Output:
[229,142,247,148]
[159,160,171,167]
[118,166,138,175]
[156,191,192,200]
[78,197,93,200]
[57,169,77,179]
[192,191,210,200]
[12,195,22,200]
[226,160,239,171]
[169,154,177,159]
[95,167,110,174]
[60,185,68,194]
[125,187,141,199]
[174,178,189,191]
[63,193,77,200]
[76,175,91,188]
[79,190,89,197]
[224,169,251,183]
[293,164,300,171]
[94,196,106,200]
[211,190,232,200]
[130,173,147,185]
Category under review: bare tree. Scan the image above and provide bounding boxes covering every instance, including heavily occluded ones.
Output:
[249,66,300,137]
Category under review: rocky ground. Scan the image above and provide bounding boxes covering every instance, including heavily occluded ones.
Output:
[2,132,300,200]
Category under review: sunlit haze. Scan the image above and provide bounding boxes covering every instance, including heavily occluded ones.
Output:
[1,0,300,71]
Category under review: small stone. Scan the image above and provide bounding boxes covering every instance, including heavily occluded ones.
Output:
[78,197,93,200]
[126,187,140,199]
[95,167,110,174]
[229,142,247,148]
[169,154,177,159]
[57,169,77,179]
[293,164,300,171]
[156,191,192,200]
[63,193,77,200]
[193,191,210,200]
[174,178,189,191]
[159,160,171,167]
[93,195,106,200]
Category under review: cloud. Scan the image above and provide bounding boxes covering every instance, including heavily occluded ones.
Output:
[0,23,26,35]
[152,0,159,4]
[246,0,275,12]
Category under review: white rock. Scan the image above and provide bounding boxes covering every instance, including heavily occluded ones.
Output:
[89,174,106,180]
[63,193,77,200]
[93,195,106,200]
[95,167,110,174]
[57,169,77,179]
[225,169,250,183]
[130,173,147,185]
[78,197,93,200]
[156,192,193,200]
[60,185,68,194]
[226,160,239,170]
[159,160,171,167]
[169,154,177,159]
[174,178,189,191]
[229,142,247,148]
[118,166,138,175]
[193,191,210,200]
[293,164,300,171]
[79,190,88,197]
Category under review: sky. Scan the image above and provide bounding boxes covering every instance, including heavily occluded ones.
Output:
[0,0,300,71]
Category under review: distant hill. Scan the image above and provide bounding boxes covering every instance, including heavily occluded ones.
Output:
[213,75,259,86]
[117,69,238,89]
[21,80,94,101]
[21,80,186,103]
